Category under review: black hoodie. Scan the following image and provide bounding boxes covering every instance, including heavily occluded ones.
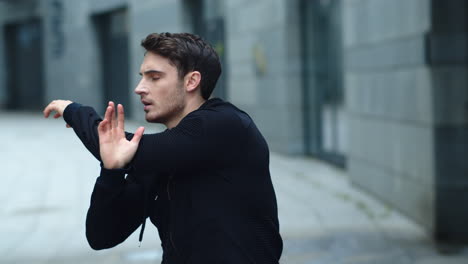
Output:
[63,98,283,264]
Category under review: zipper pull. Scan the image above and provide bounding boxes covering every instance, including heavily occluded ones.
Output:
[155,195,159,201]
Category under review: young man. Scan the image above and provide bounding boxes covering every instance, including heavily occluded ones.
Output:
[43,33,282,263]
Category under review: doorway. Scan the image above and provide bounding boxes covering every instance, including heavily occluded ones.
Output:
[93,8,130,115]
[4,19,44,111]
[301,0,346,167]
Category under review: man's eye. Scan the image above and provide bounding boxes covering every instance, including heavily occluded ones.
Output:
[151,77,160,81]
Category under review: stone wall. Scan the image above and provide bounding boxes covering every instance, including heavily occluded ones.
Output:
[225,0,304,153]
[343,0,435,230]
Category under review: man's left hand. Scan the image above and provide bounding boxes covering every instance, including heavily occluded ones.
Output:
[43,100,73,127]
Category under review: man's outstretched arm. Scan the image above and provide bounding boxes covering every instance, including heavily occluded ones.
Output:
[44,100,103,160]
[43,100,136,161]
[44,100,148,249]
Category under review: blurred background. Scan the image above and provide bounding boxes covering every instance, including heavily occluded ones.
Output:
[1,0,468,263]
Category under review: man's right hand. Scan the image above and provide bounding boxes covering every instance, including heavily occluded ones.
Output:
[43,100,73,127]
[98,102,145,169]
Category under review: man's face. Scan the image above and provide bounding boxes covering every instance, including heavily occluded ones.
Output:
[135,52,186,125]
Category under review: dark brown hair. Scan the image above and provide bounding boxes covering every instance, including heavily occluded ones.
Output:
[141,32,222,100]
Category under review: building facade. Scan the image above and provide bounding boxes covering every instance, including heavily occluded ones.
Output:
[0,0,466,243]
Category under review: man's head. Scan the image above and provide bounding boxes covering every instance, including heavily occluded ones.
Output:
[135,32,222,127]
[141,33,221,100]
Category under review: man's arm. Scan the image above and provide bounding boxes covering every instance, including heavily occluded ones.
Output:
[129,111,241,175]
[43,100,148,250]
[65,102,102,160]
[94,101,239,176]
[44,100,102,159]
[85,167,146,250]
[43,100,136,161]
[44,99,233,176]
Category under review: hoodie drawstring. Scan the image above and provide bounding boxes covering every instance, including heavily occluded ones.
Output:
[138,175,151,246]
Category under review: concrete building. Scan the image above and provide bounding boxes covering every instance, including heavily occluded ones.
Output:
[0,0,466,243]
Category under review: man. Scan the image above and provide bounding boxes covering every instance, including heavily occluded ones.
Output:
[43,32,282,263]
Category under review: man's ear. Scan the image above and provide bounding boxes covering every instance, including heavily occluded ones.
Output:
[185,71,201,92]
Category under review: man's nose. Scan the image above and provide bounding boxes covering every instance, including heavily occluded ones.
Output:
[134,82,147,95]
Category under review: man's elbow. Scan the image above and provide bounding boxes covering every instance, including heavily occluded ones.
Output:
[88,241,106,251]
[86,228,116,250]
[87,233,107,250]
[86,210,121,250]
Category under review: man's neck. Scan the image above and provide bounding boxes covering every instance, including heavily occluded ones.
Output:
[166,97,206,129]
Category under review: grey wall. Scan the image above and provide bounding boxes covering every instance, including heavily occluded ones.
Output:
[42,0,187,116]
[0,0,304,153]
[42,0,102,111]
[0,0,188,116]
[343,0,468,242]
[343,0,435,231]
[225,0,304,154]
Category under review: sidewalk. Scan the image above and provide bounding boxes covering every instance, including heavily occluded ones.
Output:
[270,154,468,264]
[1,112,467,264]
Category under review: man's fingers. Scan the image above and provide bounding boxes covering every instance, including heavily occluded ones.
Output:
[98,119,108,134]
[112,103,117,129]
[43,103,54,118]
[131,126,145,144]
[43,106,50,117]
[106,101,117,129]
[117,104,125,131]
[104,101,120,130]
[53,113,61,119]
[104,105,113,128]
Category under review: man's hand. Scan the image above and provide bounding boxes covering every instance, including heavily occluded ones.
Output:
[43,100,73,127]
[99,102,145,169]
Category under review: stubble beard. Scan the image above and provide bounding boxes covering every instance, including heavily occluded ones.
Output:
[146,81,185,126]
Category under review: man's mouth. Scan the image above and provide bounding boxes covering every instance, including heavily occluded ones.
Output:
[141,100,152,111]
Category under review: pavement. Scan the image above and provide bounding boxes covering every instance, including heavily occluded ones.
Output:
[1,111,468,264]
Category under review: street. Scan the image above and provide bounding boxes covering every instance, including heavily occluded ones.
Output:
[1,111,467,264]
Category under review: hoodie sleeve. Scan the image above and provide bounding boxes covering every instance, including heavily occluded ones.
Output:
[63,103,212,176]
[64,103,241,178]
[85,167,146,250]
[63,103,102,161]
[129,110,243,176]
[64,103,146,249]
[63,103,135,161]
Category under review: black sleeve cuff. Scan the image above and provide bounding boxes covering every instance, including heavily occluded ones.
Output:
[97,166,127,187]
[63,102,82,127]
